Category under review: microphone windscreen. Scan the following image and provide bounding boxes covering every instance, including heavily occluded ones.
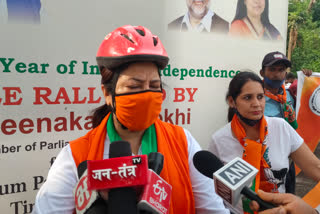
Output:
[109,141,132,158]
[85,197,108,214]
[148,152,164,175]
[193,150,224,179]
[108,140,137,214]
[77,160,88,178]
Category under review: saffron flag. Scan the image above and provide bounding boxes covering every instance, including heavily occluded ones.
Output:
[296,71,320,153]
[303,182,320,208]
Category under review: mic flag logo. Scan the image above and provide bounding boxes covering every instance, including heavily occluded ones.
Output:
[75,175,92,210]
[218,160,253,185]
[74,170,99,214]
[213,157,258,207]
[138,170,172,214]
[87,155,148,191]
[91,163,138,181]
[153,180,168,202]
[132,156,142,164]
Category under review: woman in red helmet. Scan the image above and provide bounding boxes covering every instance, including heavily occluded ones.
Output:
[33,25,229,214]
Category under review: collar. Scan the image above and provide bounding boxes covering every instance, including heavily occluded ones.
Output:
[181,9,214,32]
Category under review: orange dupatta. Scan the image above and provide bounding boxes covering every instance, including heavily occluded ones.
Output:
[231,114,276,213]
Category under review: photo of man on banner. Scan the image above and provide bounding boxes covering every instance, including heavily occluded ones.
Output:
[167,0,229,34]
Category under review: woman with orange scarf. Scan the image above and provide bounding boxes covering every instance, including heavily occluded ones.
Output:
[208,71,320,214]
[33,25,229,214]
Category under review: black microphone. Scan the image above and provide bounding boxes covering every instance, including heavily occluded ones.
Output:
[108,141,138,214]
[193,150,276,212]
[74,161,108,214]
[147,152,164,175]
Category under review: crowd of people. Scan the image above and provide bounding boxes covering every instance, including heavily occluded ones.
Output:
[32,25,320,214]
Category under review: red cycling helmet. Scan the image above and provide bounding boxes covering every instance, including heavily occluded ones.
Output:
[96,25,169,70]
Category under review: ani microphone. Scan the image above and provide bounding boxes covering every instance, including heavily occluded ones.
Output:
[193,150,276,213]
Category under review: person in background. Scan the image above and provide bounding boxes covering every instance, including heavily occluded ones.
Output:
[260,52,297,128]
[33,25,229,214]
[285,72,297,106]
[288,79,298,106]
[249,190,320,214]
[168,0,229,34]
[229,0,281,40]
[285,72,296,88]
[208,71,320,214]
[260,51,313,194]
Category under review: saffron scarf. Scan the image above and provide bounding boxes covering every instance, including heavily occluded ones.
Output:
[231,114,277,214]
[265,84,298,129]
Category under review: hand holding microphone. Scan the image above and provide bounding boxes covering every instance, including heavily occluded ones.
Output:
[249,190,319,214]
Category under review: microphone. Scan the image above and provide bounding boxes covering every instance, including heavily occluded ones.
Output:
[193,150,276,212]
[148,152,164,175]
[73,161,107,214]
[138,152,172,214]
[108,141,137,214]
[86,141,149,214]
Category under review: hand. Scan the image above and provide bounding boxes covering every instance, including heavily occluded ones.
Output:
[249,190,318,214]
[99,189,109,200]
[302,69,313,77]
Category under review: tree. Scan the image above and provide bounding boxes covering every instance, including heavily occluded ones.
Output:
[287,0,320,73]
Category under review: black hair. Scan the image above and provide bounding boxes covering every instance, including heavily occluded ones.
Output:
[91,61,162,128]
[232,0,270,26]
[226,71,264,122]
[286,72,296,80]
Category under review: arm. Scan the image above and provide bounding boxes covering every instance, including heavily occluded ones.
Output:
[184,129,230,214]
[290,143,320,182]
[33,145,78,214]
[249,190,318,214]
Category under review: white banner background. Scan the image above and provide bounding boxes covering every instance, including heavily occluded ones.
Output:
[0,0,287,213]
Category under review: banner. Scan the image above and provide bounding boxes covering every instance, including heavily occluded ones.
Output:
[296,71,320,153]
[303,182,320,208]
[0,0,288,213]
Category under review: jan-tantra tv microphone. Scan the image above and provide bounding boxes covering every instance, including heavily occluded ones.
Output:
[193,150,276,213]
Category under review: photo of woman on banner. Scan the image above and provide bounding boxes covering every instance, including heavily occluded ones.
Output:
[208,71,320,214]
[229,0,282,40]
[33,25,229,214]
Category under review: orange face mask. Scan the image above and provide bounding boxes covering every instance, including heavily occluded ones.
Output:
[114,90,163,131]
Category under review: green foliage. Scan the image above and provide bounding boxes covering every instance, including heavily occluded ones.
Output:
[312,1,320,24]
[287,0,320,74]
